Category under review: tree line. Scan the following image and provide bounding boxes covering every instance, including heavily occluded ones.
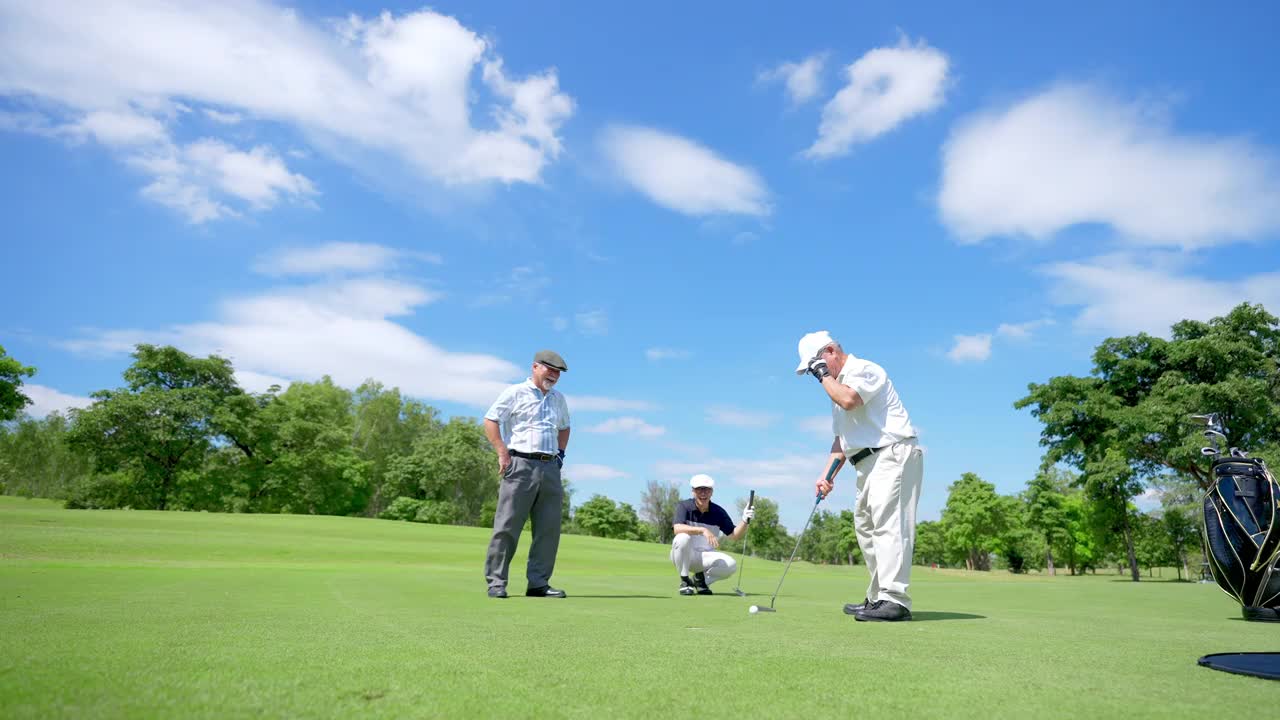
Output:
[3,302,1277,576]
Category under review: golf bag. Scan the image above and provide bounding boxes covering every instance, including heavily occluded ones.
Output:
[1202,454,1280,622]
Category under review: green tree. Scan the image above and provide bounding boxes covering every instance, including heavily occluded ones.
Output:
[0,345,35,422]
[573,494,645,540]
[68,345,244,510]
[352,380,441,516]
[1161,506,1199,581]
[1024,467,1075,576]
[941,473,1007,571]
[382,417,497,525]
[914,520,947,566]
[638,479,681,544]
[1016,303,1280,580]
[249,377,369,515]
[0,412,93,498]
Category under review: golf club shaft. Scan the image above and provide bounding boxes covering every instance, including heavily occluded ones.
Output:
[735,490,755,595]
[768,494,823,608]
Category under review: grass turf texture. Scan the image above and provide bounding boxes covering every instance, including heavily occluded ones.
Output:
[2,496,1277,718]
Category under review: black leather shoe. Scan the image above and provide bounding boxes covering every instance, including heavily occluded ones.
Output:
[854,600,912,622]
[679,576,696,596]
[487,588,508,599]
[842,597,873,615]
[526,586,567,598]
[693,572,713,595]
[1243,605,1280,622]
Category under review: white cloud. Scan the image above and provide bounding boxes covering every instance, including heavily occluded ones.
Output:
[1041,253,1280,336]
[706,405,778,429]
[253,242,425,276]
[583,416,666,438]
[600,125,769,217]
[939,85,1280,248]
[945,318,1055,364]
[575,310,608,336]
[565,463,630,481]
[204,109,243,125]
[569,396,656,413]
[64,277,519,407]
[551,317,569,331]
[20,384,93,418]
[797,415,833,438]
[996,319,1054,340]
[645,347,689,361]
[0,2,574,218]
[234,370,291,394]
[946,334,993,363]
[806,37,948,159]
[656,453,814,490]
[759,53,826,105]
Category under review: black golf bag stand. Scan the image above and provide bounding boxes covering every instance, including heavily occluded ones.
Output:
[1197,414,1280,622]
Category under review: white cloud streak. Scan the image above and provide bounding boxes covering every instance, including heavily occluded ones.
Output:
[0,2,574,219]
[939,84,1280,248]
[806,37,948,159]
[20,384,94,419]
[706,406,778,429]
[583,416,666,438]
[946,334,993,363]
[759,54,826,105]
[600,125,769,217]
[252,242,438,277]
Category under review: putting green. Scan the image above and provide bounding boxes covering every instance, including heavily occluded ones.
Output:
[2,495,1276,718]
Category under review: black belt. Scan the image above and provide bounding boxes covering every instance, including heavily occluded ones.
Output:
[510,449,557,462]
[849,446,887,465]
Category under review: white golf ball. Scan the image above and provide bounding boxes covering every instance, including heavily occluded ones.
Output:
[749,606,758,614]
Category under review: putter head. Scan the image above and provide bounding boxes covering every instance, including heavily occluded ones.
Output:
[732,588,746,597]
[748,605,775,614]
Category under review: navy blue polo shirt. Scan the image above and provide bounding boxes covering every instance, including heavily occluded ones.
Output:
[673,499,736,538]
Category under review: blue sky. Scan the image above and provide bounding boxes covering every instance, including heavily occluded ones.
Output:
[4,1,1280,531]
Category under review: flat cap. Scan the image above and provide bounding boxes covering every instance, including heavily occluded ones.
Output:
[534,349,568,371]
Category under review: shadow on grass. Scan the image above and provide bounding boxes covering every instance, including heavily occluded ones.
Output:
[572,595,672,599]
[911,611,986,622]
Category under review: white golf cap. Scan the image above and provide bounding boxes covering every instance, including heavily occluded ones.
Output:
[795,330,836,375]
[690,474,715,489]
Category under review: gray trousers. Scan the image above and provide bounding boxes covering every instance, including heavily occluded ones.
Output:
[484,456,564,590]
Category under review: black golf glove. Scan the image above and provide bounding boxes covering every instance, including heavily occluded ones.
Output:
[807,358,830,382]
[556,449,565,468]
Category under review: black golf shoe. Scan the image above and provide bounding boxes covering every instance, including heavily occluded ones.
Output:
[678,576,696,595]
[487,587,508,599]
[526,586,567,598]
[693,572,713,595]
[854,600,912,622]
[842,597,873,615]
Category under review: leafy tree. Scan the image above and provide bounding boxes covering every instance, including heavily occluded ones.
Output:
[1016,303,1280,581]
[639,479,681,544]
[68,345,244,510]
[836,509,862,566]
[1060,491,1100,574]
[573,494,645,540]
[1133,512,1172,577]
[352,380,441,516]
[1161,506,1199,580]
[0,345,35,422]
[1024,467,1075,575]
[995,495,1038,573]
[941,473,1007,571]
[915,520,947,566]
[249,377,369,515]
[382,417,496,525]
[0,412,93,498]
[721,496,792,560]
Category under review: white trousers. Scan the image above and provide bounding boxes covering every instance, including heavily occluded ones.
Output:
[854,438,924,610]
[670,533,738,584]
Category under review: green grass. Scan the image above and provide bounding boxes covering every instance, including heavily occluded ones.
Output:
[2,495,1277,719]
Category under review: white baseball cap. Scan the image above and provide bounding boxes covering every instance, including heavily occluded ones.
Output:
[690,474,715,489]
[795,330,836,375]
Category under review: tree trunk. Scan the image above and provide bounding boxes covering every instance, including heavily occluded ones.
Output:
[1121,514,1140,582]
[1045,541,1056,577]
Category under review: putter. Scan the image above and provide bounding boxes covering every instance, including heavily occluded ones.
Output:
[732,490,755,597]
[749,491,825,615]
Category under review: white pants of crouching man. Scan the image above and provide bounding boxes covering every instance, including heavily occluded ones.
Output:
[670,533,738,584]
[854,438,924,610]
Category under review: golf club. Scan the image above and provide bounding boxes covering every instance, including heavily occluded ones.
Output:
[749,492,824,615]
[733,490,755,597]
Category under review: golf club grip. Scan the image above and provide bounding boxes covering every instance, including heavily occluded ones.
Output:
[747,490,755,523]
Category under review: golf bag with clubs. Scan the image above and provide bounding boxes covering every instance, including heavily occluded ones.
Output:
[1196,414,1280,622]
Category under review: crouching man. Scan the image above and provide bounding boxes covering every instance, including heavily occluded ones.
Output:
[670,474,753,595]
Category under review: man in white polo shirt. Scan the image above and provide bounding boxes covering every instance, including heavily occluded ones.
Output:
[482,350,572,599]
[670,474,754,595]
[797,331,923,622]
